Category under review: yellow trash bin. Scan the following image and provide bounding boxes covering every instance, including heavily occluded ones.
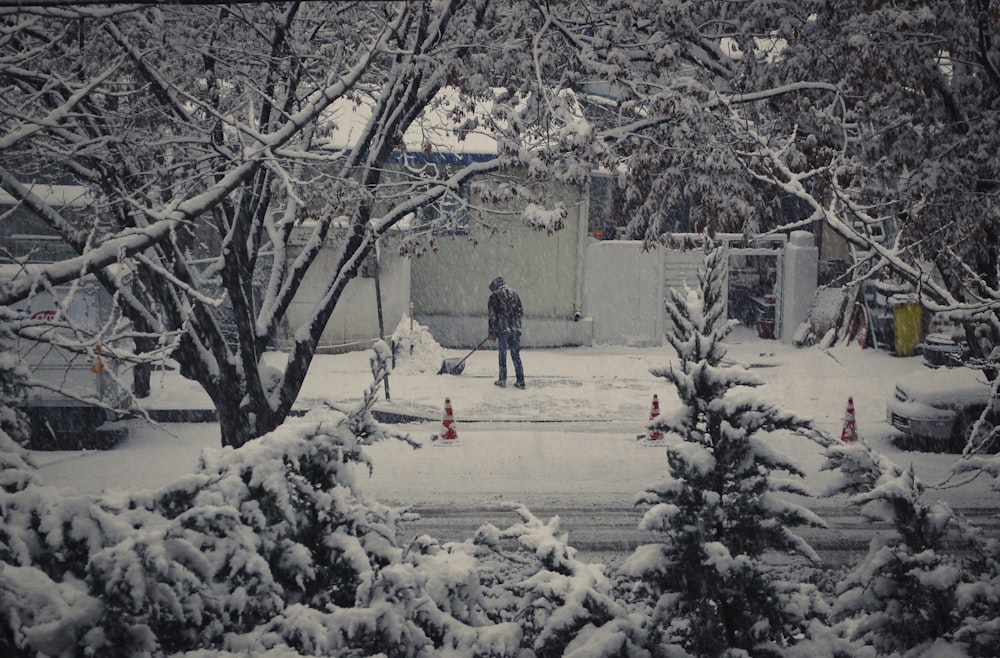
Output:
[892,296,923,357]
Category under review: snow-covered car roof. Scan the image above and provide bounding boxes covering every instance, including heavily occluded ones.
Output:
[897,365,995,408]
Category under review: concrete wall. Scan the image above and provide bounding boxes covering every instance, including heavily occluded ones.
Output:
[293,198,819,351]
[413,229,820,348]
[279,228,411,353]
[585,241,664,346]
[411,178,592,348]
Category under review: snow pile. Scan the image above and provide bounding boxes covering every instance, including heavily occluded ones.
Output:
[390,315,446,375]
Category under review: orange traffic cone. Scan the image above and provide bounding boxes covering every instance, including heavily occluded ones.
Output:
[647,394,663,442]
[841,397,858,442]
[440,397,458,441]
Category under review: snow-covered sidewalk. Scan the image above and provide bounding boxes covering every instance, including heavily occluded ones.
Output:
[139,326,914,428]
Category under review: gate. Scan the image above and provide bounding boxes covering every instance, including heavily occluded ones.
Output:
[663,234,787,339]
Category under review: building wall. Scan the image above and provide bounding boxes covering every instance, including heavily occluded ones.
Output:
[411,177,592,348]
[278,227,411,353]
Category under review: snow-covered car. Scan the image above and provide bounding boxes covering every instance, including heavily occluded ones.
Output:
[887,366,998,453]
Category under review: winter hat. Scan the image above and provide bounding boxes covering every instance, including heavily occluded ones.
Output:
[489,276,505,291]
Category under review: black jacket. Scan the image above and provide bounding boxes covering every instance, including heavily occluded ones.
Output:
[488,276,523,336]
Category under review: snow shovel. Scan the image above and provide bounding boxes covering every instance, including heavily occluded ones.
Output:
[438,337,489,375]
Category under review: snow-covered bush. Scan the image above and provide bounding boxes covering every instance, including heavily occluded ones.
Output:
[823,439,1000,656]
[1,468,115,653]
[0,343,528,657]
[475,505,648,658]
[0,331,27,443]
[623,245,828,656]
[1,338,108,656]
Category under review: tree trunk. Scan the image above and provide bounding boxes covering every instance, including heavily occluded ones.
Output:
[131,312,154,399]
[216,392,260,449]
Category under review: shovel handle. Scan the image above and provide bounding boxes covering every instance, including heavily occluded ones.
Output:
[457,337,490,365]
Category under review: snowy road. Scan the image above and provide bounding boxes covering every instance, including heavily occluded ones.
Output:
[357,421,1000,568]
[398,504,1000,568]
[33,415,1000,570]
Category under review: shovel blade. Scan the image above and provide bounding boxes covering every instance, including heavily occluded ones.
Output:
[438,358,466,375]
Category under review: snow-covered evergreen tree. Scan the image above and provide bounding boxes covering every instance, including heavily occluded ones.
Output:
[823,438,1000,656]
[622,244,827,657]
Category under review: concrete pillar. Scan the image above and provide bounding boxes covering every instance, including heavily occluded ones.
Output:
[781,230,819,343]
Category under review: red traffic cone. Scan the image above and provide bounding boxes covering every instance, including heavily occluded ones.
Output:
[440,397,458,441]
[647,394,663,442]
[841,397,858,442]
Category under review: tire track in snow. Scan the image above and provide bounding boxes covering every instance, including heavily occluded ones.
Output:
[399,505,1000,568]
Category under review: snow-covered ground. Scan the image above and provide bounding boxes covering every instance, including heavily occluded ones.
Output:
[29,324,999,517]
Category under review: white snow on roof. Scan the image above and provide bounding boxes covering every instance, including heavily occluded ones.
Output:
[319,87,587,157]
[320,88,501,156]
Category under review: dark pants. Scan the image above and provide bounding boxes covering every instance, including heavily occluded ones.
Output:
[497,331,524,384]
